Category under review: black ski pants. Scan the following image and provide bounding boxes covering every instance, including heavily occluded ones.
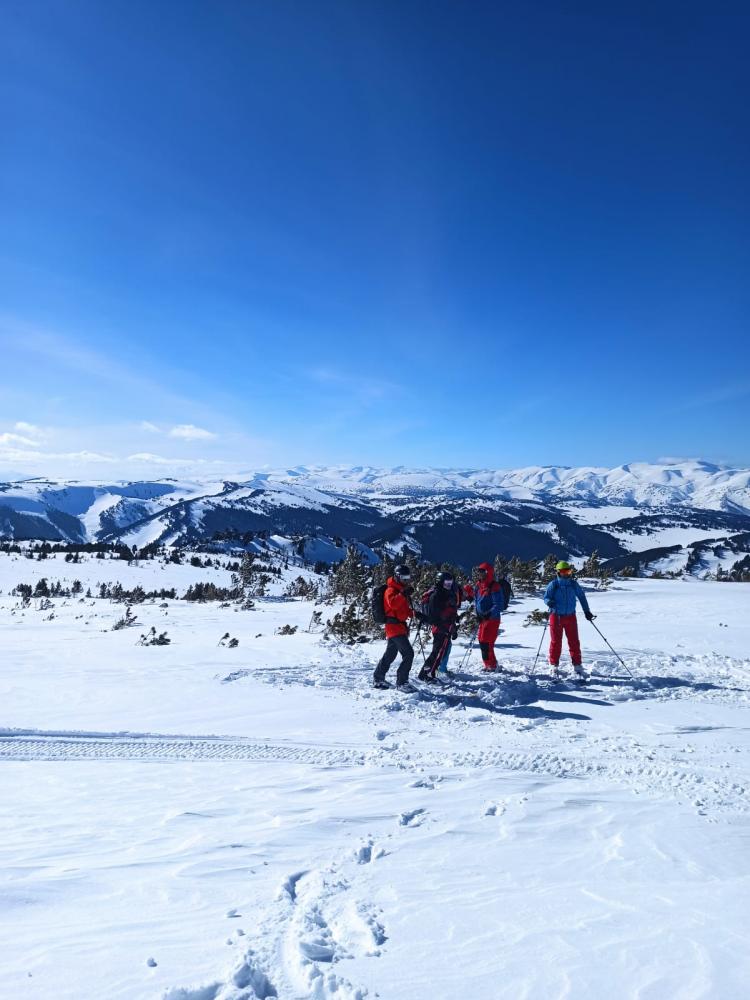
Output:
[423,630,451,677]
[374,634,414,686]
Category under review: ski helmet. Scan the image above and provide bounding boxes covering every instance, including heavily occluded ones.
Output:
[555,560,572,572]
[394,563,411,581]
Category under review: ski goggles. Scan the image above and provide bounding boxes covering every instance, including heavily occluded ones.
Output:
[557,568,572,576]
[442,579,454,589]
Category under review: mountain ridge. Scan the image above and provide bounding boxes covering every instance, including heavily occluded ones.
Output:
[2,461,750,578]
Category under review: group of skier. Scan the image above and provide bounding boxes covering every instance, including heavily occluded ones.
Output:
[372,559,594,692]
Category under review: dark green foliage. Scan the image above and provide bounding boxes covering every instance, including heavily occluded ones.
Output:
[137,627,171,646]
[327,547,371,603]
[523,608,550,627]
[183,581,238,602]
[113,606,139,630]
[541,553,558,580]
[508,556,540,594]
[325,603,370,644]
[284,575,319,599]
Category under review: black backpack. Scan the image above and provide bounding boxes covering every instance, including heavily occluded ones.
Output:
[371,583,389,625]
[499,578,513,610]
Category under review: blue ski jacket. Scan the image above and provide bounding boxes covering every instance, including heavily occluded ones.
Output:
[474,563,506,620]
[544,576,592,617]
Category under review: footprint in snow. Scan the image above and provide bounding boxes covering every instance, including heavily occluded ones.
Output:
[399,807,426,827]
[484,801,507,817]
[409,777,435,789]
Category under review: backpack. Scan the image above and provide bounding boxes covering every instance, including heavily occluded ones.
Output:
[371,583,389,625]
[418,587,439,625]
[418,587,456,625]
[499,578,512,610]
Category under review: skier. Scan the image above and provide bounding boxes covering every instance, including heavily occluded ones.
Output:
[474,561,507,671]
[543,560,595,679]
[418,571,462,683]
[373,564,416,692]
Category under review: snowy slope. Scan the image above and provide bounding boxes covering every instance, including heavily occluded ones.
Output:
[0,553,749,999]
[2,463,750,573]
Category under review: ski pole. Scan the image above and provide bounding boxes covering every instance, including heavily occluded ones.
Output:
[588,619,636,681]
[413,622,426,660]
[530,619,548,681]
[458,625,478,671]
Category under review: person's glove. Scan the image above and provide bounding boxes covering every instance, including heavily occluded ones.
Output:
[403,585,414,597]
[451,626,459,641]
[585,612,595,621]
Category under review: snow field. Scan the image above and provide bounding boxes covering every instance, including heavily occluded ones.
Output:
[1,554,749,998]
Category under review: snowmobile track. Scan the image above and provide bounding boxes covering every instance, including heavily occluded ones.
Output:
[0,730,365,765]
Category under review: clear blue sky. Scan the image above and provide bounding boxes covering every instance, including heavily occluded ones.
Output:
[1,0,749,478]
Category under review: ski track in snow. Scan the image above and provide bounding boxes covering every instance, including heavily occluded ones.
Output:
[0,731,365,766]
[2,716,746,818]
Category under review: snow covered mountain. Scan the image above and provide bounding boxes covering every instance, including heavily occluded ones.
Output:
[2,461,750,576]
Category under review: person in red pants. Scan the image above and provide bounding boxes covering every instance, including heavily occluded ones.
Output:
[543,561,595,678]
[473,561,508,671]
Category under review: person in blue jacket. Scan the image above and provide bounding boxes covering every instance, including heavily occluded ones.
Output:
[544,560,595,677]
[472,561,508,671]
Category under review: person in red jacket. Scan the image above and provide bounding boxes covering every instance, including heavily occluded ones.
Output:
[473,561,507,671]
[373,564,416,691]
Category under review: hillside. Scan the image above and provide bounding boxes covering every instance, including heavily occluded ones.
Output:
[2,461,750,577]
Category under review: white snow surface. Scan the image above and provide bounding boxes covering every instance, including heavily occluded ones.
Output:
[1,554,750,999]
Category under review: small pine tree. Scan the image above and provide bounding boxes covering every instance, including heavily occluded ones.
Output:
[580,550,602,578]
[542,553,558,580]
[328,547,371,603]
[325,603,368,644]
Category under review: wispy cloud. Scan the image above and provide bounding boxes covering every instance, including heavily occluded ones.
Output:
[127,452,223,467]
[0,445,116,464]
[306,365,404,404]
[14,421,46,439]
[0,432,39,447]
[1,316,235,429]
[671,380,750,413]
[168,424,217,441]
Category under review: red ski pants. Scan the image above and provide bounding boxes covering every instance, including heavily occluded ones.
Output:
[549,613,581,666]
[478,618,500,667]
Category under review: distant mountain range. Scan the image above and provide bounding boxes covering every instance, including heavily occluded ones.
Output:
[2,461,750,577]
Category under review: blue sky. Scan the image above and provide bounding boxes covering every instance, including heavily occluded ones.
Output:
[1,0,749,478]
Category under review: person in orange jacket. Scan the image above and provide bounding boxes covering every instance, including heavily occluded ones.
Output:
[373,564,416,691]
